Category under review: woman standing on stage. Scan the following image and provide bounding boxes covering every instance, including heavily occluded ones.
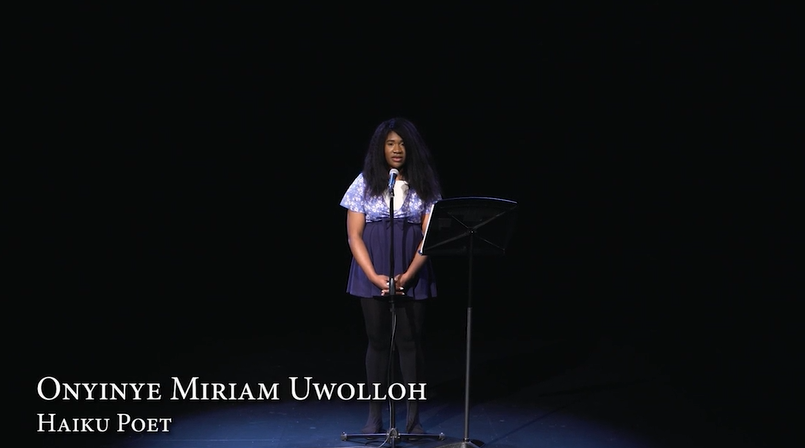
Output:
[340,117,442,435]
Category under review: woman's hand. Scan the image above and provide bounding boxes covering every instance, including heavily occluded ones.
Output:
[396,273,409,291]
[384,274,407,295]
[377,274,405,295]
[371,274,390,292]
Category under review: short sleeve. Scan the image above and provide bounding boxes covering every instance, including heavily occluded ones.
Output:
[423,195,441,215]
[340,173,366,213]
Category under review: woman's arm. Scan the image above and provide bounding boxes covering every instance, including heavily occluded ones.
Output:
[397,213,431,289]
[346,210,389,291]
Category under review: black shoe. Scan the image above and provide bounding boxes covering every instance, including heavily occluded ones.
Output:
[362,401,383,437]
[361,422,384,438]
[406,401,423,438]
[406,422,424,440]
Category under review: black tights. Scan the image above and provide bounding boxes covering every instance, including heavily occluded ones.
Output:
[361,297,426,394]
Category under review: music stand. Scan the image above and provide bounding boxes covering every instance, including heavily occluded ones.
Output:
[421,196,518,448]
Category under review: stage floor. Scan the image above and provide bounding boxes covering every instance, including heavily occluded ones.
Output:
[30,305,771,448]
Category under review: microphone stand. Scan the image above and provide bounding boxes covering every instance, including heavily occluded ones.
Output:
[341,172,445,446]
[386,178,401,447]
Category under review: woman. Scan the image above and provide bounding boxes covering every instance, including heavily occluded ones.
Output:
[340,117,442,435]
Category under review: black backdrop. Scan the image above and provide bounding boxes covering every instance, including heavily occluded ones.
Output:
[17,3,797,442]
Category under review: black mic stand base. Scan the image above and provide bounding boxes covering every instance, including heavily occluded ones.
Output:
[434,440,484,447]
[340,428,446,443]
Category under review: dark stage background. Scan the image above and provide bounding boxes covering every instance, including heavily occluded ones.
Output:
[16,3,797,447]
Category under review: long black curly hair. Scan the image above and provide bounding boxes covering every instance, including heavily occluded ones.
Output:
[361,117,442,204]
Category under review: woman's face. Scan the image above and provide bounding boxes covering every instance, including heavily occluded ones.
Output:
[384,131,406,170]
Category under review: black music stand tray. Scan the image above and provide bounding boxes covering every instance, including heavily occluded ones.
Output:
[421,196,518,448]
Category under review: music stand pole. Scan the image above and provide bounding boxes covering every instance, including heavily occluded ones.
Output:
[462,233,476,444]
[440,231,483,448]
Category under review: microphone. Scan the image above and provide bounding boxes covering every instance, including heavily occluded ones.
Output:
[388,168,399,192]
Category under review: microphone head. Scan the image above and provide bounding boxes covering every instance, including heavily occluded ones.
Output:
[389,168,399,176]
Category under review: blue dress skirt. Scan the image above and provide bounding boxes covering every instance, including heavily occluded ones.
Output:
[346,219,437,300]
